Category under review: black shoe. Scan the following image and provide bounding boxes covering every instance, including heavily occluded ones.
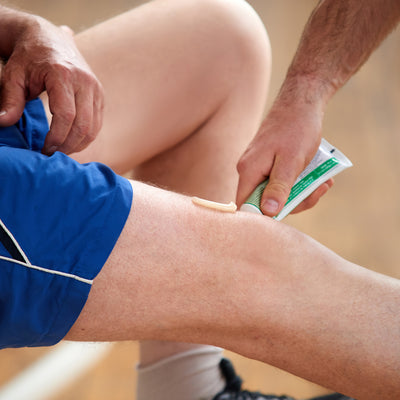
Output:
[212,358,296,400]
[309,395,356,400]
[212,358,356,400]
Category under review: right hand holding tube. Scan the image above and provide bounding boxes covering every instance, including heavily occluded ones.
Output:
[236,98,333,217]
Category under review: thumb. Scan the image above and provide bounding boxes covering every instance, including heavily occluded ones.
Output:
[260,158,302,217]
[0,70,27,126]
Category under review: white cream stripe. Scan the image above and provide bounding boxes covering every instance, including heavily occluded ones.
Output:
[0,255,93,285]
[0,218,31,265]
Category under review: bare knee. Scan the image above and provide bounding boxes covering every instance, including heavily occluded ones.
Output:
[177,0,271,147]
[191,0,271,142]
[196,0,271,87]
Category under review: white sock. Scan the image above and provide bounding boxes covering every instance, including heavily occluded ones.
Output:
[136,346,225,400]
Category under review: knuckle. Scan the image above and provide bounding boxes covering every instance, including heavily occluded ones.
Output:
[73,121,91,139]
[60,108,76,123]
[50,108,75,132]
[2,70,25,94]
[80,69,99,87]
[2,66,20,84]
[52,63,73,81]
[86,128,98,142]
[267,180,291,197]
[236,149,259,174]
[285,151,306,168]
[236,157,248,174]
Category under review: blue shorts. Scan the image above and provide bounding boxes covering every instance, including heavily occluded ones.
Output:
[0,99,133,348]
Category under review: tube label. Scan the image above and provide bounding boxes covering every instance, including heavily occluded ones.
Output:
[240,138,353,220]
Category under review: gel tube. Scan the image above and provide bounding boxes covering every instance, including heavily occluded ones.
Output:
[240,138,353,221]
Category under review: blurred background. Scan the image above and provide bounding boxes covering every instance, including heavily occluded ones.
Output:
[0,0,399,399]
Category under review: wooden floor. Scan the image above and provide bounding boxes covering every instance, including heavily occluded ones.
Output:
[1,1,399,399]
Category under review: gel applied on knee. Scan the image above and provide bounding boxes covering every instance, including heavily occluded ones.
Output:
[192,197,237,213]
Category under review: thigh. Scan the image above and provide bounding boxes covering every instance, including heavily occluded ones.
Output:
[66,180,262,343]
[69,0,269,173]
[66,179,400,400]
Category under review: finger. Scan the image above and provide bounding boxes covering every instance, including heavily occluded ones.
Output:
[64,81,104,154]
[56,88,94,154]
[260,155,304,217]
[77,83,104,152]
[291,178,334,214]
[236,150,273,207]
[236,170,268,208]
[93,82,105,134]
[0,65,27,126]
[42,82,75,154]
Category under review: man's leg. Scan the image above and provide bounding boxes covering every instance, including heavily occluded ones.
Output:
[40,2,400,399]
[66,179,400,400]
[71,0,270,174]
[60,0,270,398]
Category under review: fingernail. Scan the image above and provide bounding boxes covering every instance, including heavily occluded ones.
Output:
[262,199,279,214]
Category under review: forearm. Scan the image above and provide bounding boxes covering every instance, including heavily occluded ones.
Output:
[236,0,400,214]
[278,0,400,109]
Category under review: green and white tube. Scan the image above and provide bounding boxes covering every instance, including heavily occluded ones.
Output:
[240,138,353,221]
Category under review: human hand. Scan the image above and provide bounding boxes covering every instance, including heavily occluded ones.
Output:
[0,13,104,155]
[236,100,333,217]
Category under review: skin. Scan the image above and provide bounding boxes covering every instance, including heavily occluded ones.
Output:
[0,0,271,383]
[69,2,400,398]
[67,180,400,400]
[0,5,104,155]
[236,0,400,217]
[68,0,271,369]
[1,1,400,399]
